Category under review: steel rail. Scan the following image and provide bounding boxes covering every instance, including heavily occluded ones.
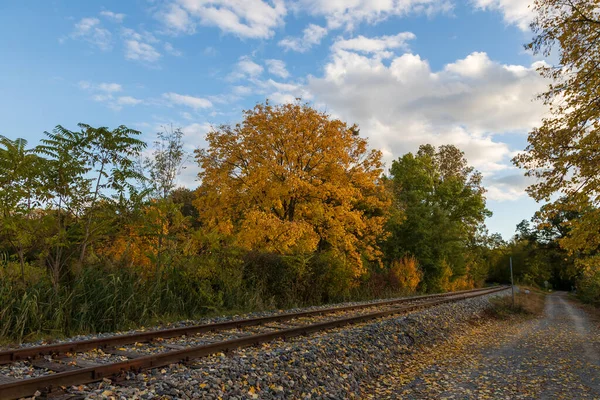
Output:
[0,286,507,400]
[0,286,498,365]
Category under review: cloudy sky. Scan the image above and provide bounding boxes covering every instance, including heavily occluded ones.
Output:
[0,0,549,239]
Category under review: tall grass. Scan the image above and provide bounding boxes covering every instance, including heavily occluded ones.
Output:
[1,252,430,342]
[0,265,220,342]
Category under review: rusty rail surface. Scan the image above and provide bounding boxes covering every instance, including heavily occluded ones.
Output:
[0,286,507,399]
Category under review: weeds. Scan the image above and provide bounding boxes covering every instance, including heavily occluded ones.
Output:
[487,287,546,320]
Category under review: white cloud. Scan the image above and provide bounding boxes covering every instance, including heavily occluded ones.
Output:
[163,92,213,109]
[278,23,328,52]
[265,59,289,79]
[238,57,264,76]
[295,0,453,30]
[78,81,122,93]
[120,28,161,63]
[233,85,253,95]
[125,40,161,62]
[77,80,144,110]
[472,0,534,31]
[298,45,548,181]
[122,28,159,43]
[100,10,126,23]
[159,0,286,39]
[484,173,532,201]
[161,4,195,34]
[97,82,123,93]
[444,51,495,78]
[332,32,416,58]
[164,42,183,56]
[246,79,312,104]
[228,56,264,80]
[182,122,212,143]
[204,46,218,56]
[92,94,113,103]
[117,96,143,105]
[68,17,112,50]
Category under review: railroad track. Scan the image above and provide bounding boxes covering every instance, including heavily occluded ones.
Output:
[0,286,507,399]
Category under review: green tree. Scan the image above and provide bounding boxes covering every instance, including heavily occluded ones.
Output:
[76,124,146,266]
[0,136,46,279]
[36,127,89,286]
[385,144,490,291]
[37,124,145,284]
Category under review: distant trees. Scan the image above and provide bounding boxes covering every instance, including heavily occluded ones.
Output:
[146,125,187,201]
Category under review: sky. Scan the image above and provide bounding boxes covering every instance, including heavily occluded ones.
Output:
[0,0,550,240]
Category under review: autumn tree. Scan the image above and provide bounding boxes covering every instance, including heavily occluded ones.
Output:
[195,101,389,278]
[513,0,600,300]
[384,144,490,291]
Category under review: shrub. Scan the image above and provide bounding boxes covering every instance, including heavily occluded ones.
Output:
[389,256,422,292]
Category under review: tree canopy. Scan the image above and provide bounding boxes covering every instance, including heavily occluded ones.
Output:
[513,0,600,301]
[194,101,389,277]
[514,0,600,251]
[384,144,491,291]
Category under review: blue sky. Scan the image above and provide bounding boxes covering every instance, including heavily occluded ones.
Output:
[0,0,547,240]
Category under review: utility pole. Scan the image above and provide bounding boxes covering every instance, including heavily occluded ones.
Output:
[510,256,515,308]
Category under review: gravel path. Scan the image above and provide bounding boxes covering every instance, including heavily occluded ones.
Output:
[365,292,600,399]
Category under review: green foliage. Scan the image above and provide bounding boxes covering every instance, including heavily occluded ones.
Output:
[487,207,577,291]
[383,144,491,291]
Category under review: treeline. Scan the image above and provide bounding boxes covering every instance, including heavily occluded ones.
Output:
[0,103,503,341]
[488,201,599,304]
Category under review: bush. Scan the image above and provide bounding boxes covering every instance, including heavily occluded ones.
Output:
[389,256,422,292]
[576,256,600,306]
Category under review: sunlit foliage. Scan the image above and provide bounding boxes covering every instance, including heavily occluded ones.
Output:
[514,0,600,302]
[195,101,390,278]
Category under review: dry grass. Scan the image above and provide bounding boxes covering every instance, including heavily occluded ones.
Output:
[486,287,546,320]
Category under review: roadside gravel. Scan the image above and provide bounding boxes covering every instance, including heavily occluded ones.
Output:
[44,289,509,399]
[364,291,600,399]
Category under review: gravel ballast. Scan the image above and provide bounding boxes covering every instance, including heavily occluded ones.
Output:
[37,289,511,400]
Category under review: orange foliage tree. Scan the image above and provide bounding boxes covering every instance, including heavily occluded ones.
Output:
[194,101,390,278]
[99,200,189,276]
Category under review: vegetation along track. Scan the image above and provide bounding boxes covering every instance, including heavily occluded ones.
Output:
[0,286,507,399]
